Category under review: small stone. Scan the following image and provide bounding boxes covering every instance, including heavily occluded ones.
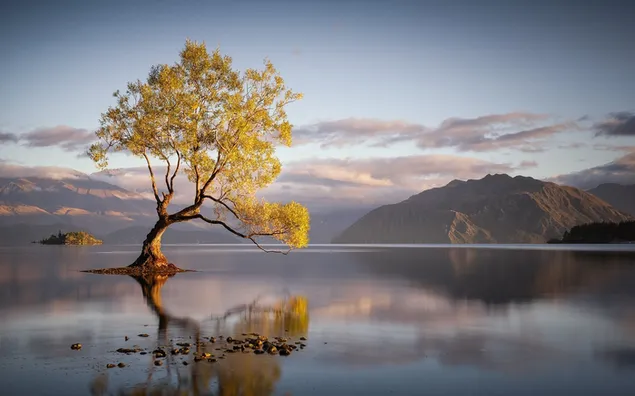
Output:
[140,351,147,355]
[183,361,189,366]
[194,356,203,362]
[138,334,149,338]
[300,337,307,341]
[117,362,126,368]
[125,336,129,341]
[176,342,191,347]
[210,337,216,343]
[226,337,233,342]
[268,346,277,354]
[154,360,163,366]
[181,348,190,354]
[153,349,167,358]
[279,349,291,356]
[201,352,212,358]
[254,350,264,355]
[106,364,116,368]
[70,343,82,350]
[208,358,217,363]
[171,349,180,355]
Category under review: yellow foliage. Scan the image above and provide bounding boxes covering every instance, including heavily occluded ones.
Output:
[87,39,309,251]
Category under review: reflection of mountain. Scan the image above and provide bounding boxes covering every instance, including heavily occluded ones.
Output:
[358,248,635,305]
[334,174,633,244]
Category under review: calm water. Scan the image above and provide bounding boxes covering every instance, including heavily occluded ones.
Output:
[1,244,635,395]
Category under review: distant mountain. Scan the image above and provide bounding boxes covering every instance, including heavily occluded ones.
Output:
[333,174,634,244]
[0,223,242,246]
[307,208,372,243]
[0,171,365,244]
[587,183,635,216]
[101,226,242,245]
[0,175,156,233]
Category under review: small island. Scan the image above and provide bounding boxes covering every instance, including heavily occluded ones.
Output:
[548,220,635,244]
[37,230,103,246]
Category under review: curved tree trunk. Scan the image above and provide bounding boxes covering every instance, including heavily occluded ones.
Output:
[129,218,171,268]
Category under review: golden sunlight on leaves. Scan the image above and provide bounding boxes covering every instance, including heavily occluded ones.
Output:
[87,39,309,254]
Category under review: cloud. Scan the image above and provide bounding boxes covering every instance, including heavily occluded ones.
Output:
[261,155,532,211]
[19,126,95,151]
[594,112,635,137]
[293,113,577,153]
[0,131,18,143]
[0,163,88,180]
[89,154,530,212]
[547,152,635,189]
[293,118,426,148]
[416,115,577,152]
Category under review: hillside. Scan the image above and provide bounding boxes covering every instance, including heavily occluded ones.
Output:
[333,174,634,244]
[0,175,155,233]
[587,183,635,216]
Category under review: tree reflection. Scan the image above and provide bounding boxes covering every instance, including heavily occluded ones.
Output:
[90,273,308,396]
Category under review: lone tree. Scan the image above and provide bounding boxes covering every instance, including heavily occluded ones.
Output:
[88,40,310,271]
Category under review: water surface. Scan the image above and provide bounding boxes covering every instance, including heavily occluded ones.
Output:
[1,244,635,395]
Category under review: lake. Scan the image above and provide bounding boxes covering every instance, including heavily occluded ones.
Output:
[1,244,635,395]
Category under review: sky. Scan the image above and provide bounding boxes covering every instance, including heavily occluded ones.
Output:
[0,0,634,211]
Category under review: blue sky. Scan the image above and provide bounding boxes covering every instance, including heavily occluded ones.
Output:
[1,0,634,209]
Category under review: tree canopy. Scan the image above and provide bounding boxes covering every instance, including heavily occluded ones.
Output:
[88,40,309,251]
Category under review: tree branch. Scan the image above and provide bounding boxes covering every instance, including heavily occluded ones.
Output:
[142,152,162,205]
[183,213,290,255]
[170,151,181,193]
[201,194,239,219]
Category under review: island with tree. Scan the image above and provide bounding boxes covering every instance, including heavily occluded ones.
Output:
[38,230,103,246]
[84,39,310,276]
[547,220,635,244]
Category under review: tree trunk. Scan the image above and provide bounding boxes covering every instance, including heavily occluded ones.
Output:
[129,218,171,268]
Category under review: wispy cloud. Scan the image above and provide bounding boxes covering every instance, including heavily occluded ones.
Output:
[262,155,535,210]
[293,113,578,153]
[19,126,95,151]
[547,152,635,189]
[293,118,425,148]
[87,154,533,211]
[0,131,18,143]
[593,112,635,137]
[0,162,88,180]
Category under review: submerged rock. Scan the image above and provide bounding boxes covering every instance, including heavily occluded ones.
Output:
[70,343,82,350]
[117,363,126,368]
[152,349,167,358]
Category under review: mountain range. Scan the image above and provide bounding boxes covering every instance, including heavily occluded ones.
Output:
[333,174,635,244]
[1,170,633,245]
